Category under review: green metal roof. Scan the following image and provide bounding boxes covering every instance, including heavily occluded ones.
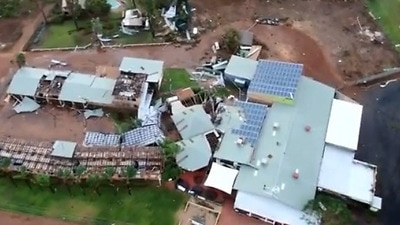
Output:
[58,73,116,104]
[171,105,215,139]
[119,57,164,83]
[7,67,47,96]
[13,97,40,113]
[51,140,77,158]
[233,76,335,210]
[176,134,212,171]
[224,55,258,81]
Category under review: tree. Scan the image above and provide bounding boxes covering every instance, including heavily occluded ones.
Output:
[57,168,73,196]
[68,0,83,30]
[13,165,32,190]
[159,139,182,181]
[121,165,137,195]
[85,0,111,17]
[221,28,240,54]
[73,165,87,195]
[31,0,47,23]
[15,52,26,68]
[159,139,180,160]
[102,167,118,195]
[34,173,55,193]
[87,173,101,196]
[0,157,16,186]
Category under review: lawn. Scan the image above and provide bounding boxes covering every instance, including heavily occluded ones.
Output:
[38,21,91,48]
[160,69,199,93]
[0,178,185,225]
[367,0,400,51]
[38,11,156,48]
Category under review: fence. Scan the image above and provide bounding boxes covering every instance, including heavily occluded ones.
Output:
[30,43,92,52]
[101,42,172,48]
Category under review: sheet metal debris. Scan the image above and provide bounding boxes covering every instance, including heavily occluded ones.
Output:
[13,97,40,114]
[84,108,104,119]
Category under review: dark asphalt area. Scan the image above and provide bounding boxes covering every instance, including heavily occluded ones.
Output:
[356,81,400,225]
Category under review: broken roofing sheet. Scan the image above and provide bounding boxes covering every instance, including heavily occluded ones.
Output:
[13,97,40,114]
[83,124,165,147]
[84,108,104,119]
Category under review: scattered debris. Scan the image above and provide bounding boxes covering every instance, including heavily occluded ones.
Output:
[83,108,104,119]
[13,97,40,114]
[50,59,68,66]
[255,17,287,26]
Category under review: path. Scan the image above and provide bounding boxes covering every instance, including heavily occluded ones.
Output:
[0,211,77,225]
[0,4,54,107]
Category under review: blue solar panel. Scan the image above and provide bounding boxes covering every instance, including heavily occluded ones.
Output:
[231,101,268,145]
[248,60,303,98]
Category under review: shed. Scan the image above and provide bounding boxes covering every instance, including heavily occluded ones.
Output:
[224,55,258,87]
[51,141,77,158]
[239,30,254,46]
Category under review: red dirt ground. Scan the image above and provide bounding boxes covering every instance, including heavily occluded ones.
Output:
[0,104,114,142]
[0,211,76,225]
[0,0,398,224]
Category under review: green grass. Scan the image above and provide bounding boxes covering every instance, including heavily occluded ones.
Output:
[38,21,91,48]
[0,178,185,225]
[160,69,199,92]
[367,0,400,51]
[116,32,155,45]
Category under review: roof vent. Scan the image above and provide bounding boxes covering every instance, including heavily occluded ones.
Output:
[292,169,299,179]
[304,125,311,132]
[235,137,245,145]
[261,158,268,165]
[273,122,280,130]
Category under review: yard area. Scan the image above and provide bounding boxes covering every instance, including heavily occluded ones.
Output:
[38,21,91,48]
[367,0,400,50]
[0,178,186,225]
[160,69,199,93]
[36,12,156,48]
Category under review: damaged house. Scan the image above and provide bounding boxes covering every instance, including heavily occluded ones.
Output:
[6,57,164,113]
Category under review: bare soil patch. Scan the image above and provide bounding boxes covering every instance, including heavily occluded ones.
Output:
[0,211,77,225]
[192,0,400,85]
[0,104,114,143]
[0,19,23,49]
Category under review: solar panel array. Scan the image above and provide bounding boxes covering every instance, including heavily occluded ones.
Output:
[231,101,268,145]
[83,132,121,147]
[248,60,303,98]
[122,124,165,147]
[83,125,165,147]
